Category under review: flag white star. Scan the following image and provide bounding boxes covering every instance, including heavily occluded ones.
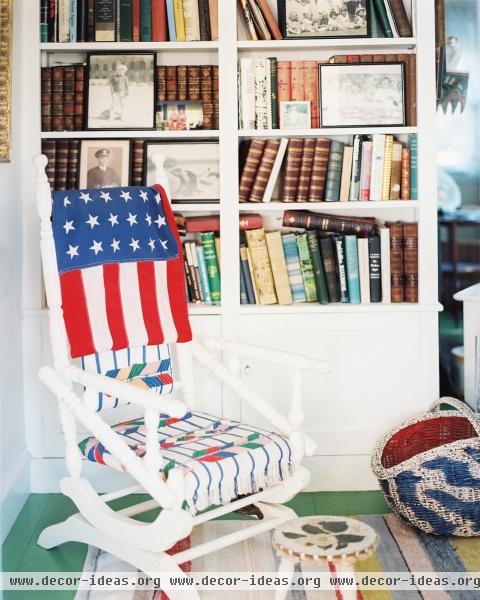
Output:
[63,196,71,207]
[89,240,103,255]
[108,212,119,226]
[63,219,75,234]
[148,238,156,251]
[155,193,161,204]
[160,239,168,250]
[66,245,79,259]
[145,214,152,226]
[126,212,138,226]
[86,214,99,229]
[154,215,166,228]
[129,238,140,252]
[120,190,131,202]
[139,189,149,202]
[79,191,92,204]
[100,191,112,202]
[110,238,120,253]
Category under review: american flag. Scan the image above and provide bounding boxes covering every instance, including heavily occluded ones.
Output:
[52,184,192,359]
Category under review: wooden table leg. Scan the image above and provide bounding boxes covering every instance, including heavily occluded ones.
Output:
[274,555,297,600]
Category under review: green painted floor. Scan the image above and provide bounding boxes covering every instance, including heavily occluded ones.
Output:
[2,491,388,598]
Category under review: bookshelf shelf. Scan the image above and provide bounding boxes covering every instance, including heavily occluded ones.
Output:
[238,127,418,138]
[238,201,419,211]
[236,38,417,51]
[40,41,219,52]
[188,304,221,315]
[40,130,220,139]
[238,302,442,315]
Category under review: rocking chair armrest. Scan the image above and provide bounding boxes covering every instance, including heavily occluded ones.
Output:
[200,337,331,374]
[60,365,188,418]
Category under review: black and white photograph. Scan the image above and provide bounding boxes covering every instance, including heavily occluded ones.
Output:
[279,101,311,129]
[280,0,369,39]
[79,140,130,189]
[319,63,405,127]
[86,53,156,130]
[144,142,220,202]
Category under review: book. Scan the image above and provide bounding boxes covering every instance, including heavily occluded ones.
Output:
[245,229,277,305]
[344,235,360,304]
[388,222,404,302]
[40,0,49,42]
[196,244,212,304]
[381,134,394,201]
[339,146,353,202]
[173,0,186,41]
[152,0,168,41]
[256,0,282,40]
[254,57,270,129]
[131,139,145,186]
[368,0,381,38]
[200,232,221,305]
[58,0,70,42]
[369,134,386,201]
[183,250,195,302]
[378,224,391,303]
[334,236,349,303]
[280,138,303,203]
[48,0,57,42]
[184,242,200,302]
[41,68,52,131]
[51,66,64,132]
[54,140,69,191]
[66,139,79,190]
[69,0,77,42]
[368,235,382,303]
[296,233,317,302]
[303,61,318,129]
[290,61,304,101]
[409,134,417,200]
[188,241,205,302]
[349,134,365,201]
[265,231,293,305]
[296,138,316,203]
[308,138,331,202]
[262,137,288,203]
[269,57,279,129]
[187,65,200,100]
[403,222,418,303]
[246,246,259,303]
[41,139,56,188]
[208,0,218,40]
[95,0,116,41]
[132,0,141,40]
[401,146,411,200]
[306,231,328,304]
[63,65,75,132]
[238,58,256,130]
[359,140,373,201]
[357,238,370,303]
[390,141,403,200]
[238,0,258,41]
[184,213,262,233]
[277,61,291,111]
[240,244,256,304]
[250,139,280,202]
[239,139,266,202]
[371,0,394,37]
[387,0,413,37]
[324,141,344,203]
[165,0,176,40]
[247,0,271,40]
[283,210,376,237]
[240,259,248,304]
[197,0,211,41]
[318,235,340,303]
[183,0,200,41]
[282,233,306,303]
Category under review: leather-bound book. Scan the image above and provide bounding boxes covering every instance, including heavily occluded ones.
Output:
[187,66,201,101]
[131,139,145,186]
[368,235,382,303]
[41,67,52,132]
[283,210,376,236]
[41,140,56,189]
[280,138,304,203]
[390,141,403,200]
[55,140,69,191]
[200,65,214,129]
[318,234,340,303]
[303,61,318,128]
[66,139,80,190]
[132,0,141,41]
[208,0,218,40]
[152,0,168,41]
[156,65,166,102]
[176,65,188,101]
[249,139,280,202]
[95,0,116,41]
[74,65,86,131]
[387,0,413,37]
[401,146,411,200]
[245,228,277,305]
[296,138,315,202]
[212,66,219,129]
[63,65,76,132]
[239,139,266,202]
[403,222,418,303]
[165,65,177,101]
[308,138,331,202]
[197,0,211,40]
[388,222,404,302]
[51,66,65,132]
[324,140,345,202]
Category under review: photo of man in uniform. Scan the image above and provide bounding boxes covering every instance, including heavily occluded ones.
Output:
[86,148,121,188]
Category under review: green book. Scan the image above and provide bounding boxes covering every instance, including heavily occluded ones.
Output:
[201,232,221,306]
[296,233,317,302]
[371,0,393,38]
[119,0,133,41]
[140,0,152,41]
[368,0,381,38]
[306,231,329,305]
[269,57,279,130]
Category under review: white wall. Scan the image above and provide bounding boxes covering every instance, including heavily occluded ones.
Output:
[0,1,30,543]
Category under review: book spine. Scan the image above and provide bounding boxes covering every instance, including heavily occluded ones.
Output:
[359,140,373,201]
[47,0,56,42]
[185,242,201,302]
[269,57,279,129]
[349,134,364,201]
[409,133,417,200]
[239,58,255,130]
[95,0,116,41]
[238,0,258,40]
[63,65,75,132]
[277,61,291,116]
[240,245,256,304]
[86,0,95,41]
[139,0,152,40]
[152,0,168,41]
[176,64,187,101]
[254,58,269,130]
[369,134,385,201]
[324,140,344,203]
[390,141,403,200]
[41,68,52,132]
[76,0,87,41]
[66,139,79,190]
[296,233,317,302]
[265,230,293,305]
[368,235,382,303]
[296,138,315,203]
[54,139,69,191]
[41,139,57,188]
[308,138,331,202]
[387,0,413,37]
[257,0,283,40]
[403,222,418,303]
[282,210,376,237]
[156,65,166,102]
[197,0,211,41]
[58,0,70,42]
[165,65,177,101]
[40,0,49,42]
[344,235,361,304]
[280,138,304,203]
[303,61,318,129]
[379,226,391,302]
[371,0,393,37]
[389,222,404,302]
[319,235,340,303]
[182,248,194,303]
[173,0,186,41]
[281,233,306,303]
[200,232,221,305]
[69,0,77,41]
[200,64,213,129]
[240,258,248,304]
[191,242,205,303]
[368,0,381,38]
[165,0,176,40]
[262,137,288,203]
[239,139,266,202]
[119,0,134,40]
[381,134,394,201]
[183,0,200,41]
[339,146,353,202]
[213,65,219,129]
[334,236,349,303]
[290,61,304,102]
[208,0,218,40]
[245,228,277,305]
[130,139,145,185]
[249,139,280,202]
[307,230,329,304]
[401,146,411,200]
[51,66,64,132]
[357,238,370,303]
[196,244,213,305]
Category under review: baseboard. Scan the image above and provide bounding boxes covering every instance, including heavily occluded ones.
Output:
[1,449,31,542]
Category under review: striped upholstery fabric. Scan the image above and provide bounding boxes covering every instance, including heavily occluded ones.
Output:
[78,411,297,513]
[80,344,174,411]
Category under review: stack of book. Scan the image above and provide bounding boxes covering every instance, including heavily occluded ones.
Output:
[237,0,283,41]
[40,0,218,43]
[41,65,86,132]
[240,211,418,306]
[239,134,417,203]
[41,139,80,191]
[238,53,416,130]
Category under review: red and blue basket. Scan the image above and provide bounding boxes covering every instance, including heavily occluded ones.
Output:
[371,397,480,536]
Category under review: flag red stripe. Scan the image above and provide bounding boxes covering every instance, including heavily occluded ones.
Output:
[137,261,164,345]
[60,270,96,358]
[103,263,129,351]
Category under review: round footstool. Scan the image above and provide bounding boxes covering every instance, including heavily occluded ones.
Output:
[272,515,378,600]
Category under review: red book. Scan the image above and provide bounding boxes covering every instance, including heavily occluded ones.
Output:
[132,0,141,42]
[290,61,304,101]
[184,214,262,233]
[277,61,291,115]
[303,61,318,128]
[152,0,168,41]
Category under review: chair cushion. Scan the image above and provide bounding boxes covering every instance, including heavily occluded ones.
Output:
[78,411,297,513]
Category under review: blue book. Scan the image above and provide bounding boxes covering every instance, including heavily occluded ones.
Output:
[165,0,176,41]
[344,235,361,304]
[240,258,248,304]
[195,245,212,305]
[282,234,306,303]
[239,245,256,304]
[69,0,77,42]
[409,134,417,200]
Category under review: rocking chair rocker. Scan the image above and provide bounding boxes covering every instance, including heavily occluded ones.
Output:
[33,153,330,599]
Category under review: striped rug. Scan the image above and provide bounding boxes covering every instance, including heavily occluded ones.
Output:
[76,514,480,599]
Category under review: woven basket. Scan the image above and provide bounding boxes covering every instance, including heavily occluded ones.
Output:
[371,397,480,536]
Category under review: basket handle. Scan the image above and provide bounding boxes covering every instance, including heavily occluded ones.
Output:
[429,397,480,434]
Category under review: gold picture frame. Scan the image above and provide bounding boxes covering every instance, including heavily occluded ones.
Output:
[0,0,12,163]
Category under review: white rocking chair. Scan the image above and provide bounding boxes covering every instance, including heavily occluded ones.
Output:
[33,153,330,599]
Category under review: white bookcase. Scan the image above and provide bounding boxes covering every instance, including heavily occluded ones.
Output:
[20,0,440,492]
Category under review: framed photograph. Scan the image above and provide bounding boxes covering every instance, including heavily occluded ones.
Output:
[144,141,220,203]
[280,101,311,129]
[156,101,204,131]
[86,53,156,130]
[319,63,405,127]
[79,140,130,189]
[279,0,369,40]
